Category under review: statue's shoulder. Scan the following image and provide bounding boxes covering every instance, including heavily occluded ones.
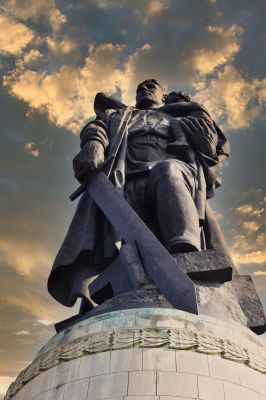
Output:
[94,92,127,116]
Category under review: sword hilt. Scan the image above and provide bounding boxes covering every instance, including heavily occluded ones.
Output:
[69,154,115,201]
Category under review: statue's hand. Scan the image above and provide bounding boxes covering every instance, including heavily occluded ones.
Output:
[178,116,218,157]
[73,140,105,183]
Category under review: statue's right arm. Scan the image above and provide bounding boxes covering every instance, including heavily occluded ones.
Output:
[73,116,109,183]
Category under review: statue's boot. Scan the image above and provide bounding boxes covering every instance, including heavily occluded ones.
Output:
[148,160,201,253]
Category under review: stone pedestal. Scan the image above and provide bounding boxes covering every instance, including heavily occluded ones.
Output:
[5,308,266,400]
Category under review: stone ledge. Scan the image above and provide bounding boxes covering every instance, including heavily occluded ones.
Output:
[5,323,266,399]
[38,307,266,358]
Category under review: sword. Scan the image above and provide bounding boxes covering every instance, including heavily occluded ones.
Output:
[70,107,134,202]
[71,170,198,314]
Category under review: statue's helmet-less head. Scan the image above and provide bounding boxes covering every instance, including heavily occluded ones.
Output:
[135,79,166,108]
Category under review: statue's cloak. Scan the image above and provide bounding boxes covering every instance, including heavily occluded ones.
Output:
[48,94,231,307]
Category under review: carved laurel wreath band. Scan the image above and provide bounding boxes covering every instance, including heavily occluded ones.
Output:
[5,327,266,399]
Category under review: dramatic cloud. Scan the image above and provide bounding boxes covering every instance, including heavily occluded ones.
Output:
[195,65,265,129]
[4,43,126,131]
[4,0,66,33]
[0,14,34,55]
[3,19,248,132]
[2,0,266,133]
[191,25,242,75]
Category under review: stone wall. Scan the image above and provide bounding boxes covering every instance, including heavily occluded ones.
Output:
[5,308,266,400]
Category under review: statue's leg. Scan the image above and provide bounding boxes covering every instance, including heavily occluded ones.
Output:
[148,160,201,253]
[124,174,160,238]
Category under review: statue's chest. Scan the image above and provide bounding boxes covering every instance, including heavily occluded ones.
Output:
[128,109,172,139]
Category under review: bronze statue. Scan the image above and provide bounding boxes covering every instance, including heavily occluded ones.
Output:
[48,79,229,311]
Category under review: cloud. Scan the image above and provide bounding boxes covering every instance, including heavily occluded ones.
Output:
[2,0,266,133]
[46,37,77,55]
[0,376,13,398]
[1,0,266,386]
[0,14,34,55]
[37,320,53,326]
[256,233,266,246]
[147,0,168,16]
[22,49,43,66]
[4,43,127,132]
[0,238,52,276]
[233,250,266,266]
[1,0,266,135]
[4,0,66,33]
[0,264,75,324]
[122,43,153,104]
[0,263,79,378]
[243,220,261,234]
[253,270,266,276]
[15,331,31,336]
[227,191,266,269]
[194,65,264,130]
[91,0,167,17]
[0,94,82,378]
[232,248,266,266]
[235,204,265,217]
[230,230,266,267]
[4,290,50,321]
[191,25,242,75]
[24,142,39,157]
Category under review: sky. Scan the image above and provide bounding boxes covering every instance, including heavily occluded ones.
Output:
[0,0,266,397]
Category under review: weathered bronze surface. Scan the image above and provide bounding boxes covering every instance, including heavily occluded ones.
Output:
[48,79,266,335]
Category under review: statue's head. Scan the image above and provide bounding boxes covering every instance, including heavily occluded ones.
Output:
[164,91,191,105]
[135,79,166,109]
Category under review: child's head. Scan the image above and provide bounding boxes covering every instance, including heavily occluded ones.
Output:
[164,91,191,104]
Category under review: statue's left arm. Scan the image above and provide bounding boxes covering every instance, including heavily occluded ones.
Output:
[176,111,229,165]
[174,108,230,197]
[178,115,218,159]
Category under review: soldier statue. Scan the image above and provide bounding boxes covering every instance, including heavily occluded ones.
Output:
[48,79,229,311]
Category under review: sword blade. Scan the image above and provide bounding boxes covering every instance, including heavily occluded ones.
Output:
[87,171,198,314]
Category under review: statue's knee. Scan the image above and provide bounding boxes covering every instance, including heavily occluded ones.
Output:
[151,161,183,181]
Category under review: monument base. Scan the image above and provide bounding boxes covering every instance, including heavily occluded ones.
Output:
[5,307,266,400]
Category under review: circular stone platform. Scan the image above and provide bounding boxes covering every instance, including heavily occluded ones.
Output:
[5,308,266,400]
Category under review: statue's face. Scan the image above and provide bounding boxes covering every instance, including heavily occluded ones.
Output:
[135,79,165,108]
